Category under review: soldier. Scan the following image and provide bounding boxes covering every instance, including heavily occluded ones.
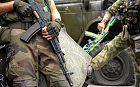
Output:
[0,0,70,87]
[88,0,140,86]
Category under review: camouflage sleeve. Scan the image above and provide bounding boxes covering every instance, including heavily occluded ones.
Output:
[106,0,124,16]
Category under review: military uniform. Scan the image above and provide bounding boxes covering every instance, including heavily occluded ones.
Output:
[90,0,140,87]
[0,0,69,87]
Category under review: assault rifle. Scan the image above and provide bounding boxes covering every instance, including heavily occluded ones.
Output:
[20,0,73,86]
[83,16,117,54]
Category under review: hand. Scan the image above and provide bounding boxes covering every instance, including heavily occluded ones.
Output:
[42,19,62,40]
[42,26,53,40]
[13,0,35,17]
[42,24,59,40]
[97,22,106,34]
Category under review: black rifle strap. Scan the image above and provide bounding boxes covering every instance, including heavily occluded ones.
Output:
[44,0,52,21]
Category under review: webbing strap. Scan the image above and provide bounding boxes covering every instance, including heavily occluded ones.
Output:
[7,22,32,30]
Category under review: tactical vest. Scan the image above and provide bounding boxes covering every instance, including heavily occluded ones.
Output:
[126,4,140,35]
[0,0,51,28]
[122,0,140,35]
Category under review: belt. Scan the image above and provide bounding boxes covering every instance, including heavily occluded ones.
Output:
[7,21,32,30]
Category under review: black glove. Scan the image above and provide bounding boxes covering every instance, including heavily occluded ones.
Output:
[13,0,35,17]
[47,18,62,39]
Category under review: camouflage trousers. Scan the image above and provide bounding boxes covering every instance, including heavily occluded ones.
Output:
[90,32,140,87]
[5,29,70,87]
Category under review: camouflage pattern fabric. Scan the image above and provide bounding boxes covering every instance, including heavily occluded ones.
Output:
[106,0,140,17]
[90,0,140,86]
[5,29,69,87]
[0,27,11,45]
[90,32,140,87]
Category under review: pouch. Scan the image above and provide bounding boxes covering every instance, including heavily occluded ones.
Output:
[0,26,11,45]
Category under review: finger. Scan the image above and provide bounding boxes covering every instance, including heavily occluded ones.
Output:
[42,29,46,33]
[42,32,49,36]
[42,30,46,33]
[47,37,52,40]
[98,26,101,31]
[43,35,52,40]
[33,11,39,18]
[42,27,47,32]
[97,25,102,31]
[44,26,47,29]
[101,29,104,34]
[42,30,49,35]
[42,35,51,38]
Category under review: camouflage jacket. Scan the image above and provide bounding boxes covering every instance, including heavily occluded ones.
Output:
[106,0,140,35]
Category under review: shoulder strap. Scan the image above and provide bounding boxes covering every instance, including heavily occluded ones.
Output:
[44,0,51,11]
[44,0,52,20]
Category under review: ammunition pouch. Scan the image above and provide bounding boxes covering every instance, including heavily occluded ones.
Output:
[0,21,32,45]
[0,26,11,45]
[0,10,34,25]
[0,11,22,25]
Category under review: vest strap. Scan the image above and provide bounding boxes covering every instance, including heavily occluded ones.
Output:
[7,22,32,30]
